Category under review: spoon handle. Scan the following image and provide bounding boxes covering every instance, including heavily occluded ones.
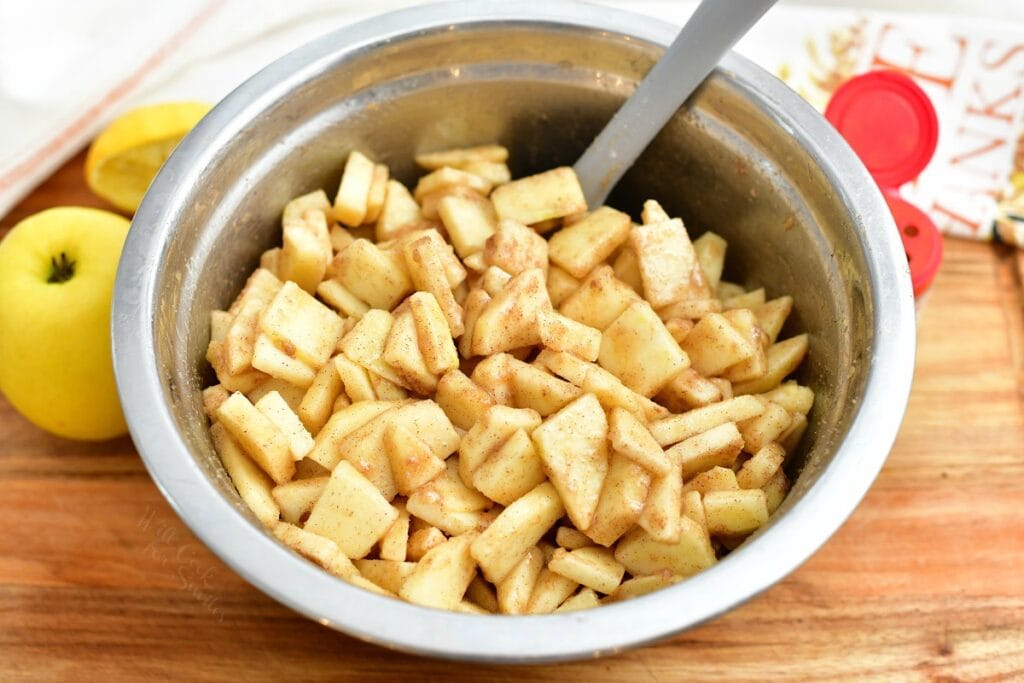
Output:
[573,0,777,208]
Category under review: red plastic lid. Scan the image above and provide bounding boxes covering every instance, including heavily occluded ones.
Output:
[884,191,943,298]
[825,71,938,189]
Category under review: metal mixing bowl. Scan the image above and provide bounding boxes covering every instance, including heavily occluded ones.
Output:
[112,0,915,663]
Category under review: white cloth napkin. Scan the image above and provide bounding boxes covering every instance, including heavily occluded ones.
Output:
[0,0,1019,220]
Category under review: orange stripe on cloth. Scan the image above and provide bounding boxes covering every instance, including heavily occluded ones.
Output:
[0,0,227,192]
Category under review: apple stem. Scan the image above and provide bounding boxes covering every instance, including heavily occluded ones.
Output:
[48,252,76,284]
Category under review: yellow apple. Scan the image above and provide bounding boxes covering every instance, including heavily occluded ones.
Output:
[0,207,130,440]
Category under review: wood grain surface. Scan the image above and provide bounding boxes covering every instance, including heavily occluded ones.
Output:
[1,152,1022,682]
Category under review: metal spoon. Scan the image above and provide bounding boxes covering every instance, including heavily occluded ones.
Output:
[574,0,777,208]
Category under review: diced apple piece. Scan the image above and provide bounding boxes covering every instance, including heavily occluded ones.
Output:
[612,245,644,293]
[223,298,262,375]
[279,213,330,294]
[548,547,625,595]
[437,194,497,259]
[340,400,460,501]
[408,291,460,373]
[683,466,739,496]
[631,217,703,308]
[484,219,548,276]
[466,575,500,613]
[737,400,792,453]
[305,461,399,558]
[737,443,786,490]
[216,392,294,484]
[415,144,509,170]
[339,309,406,387]
[599,300,690,397]
[584,453,651,547]
[408,526,447,561]
[376,180,424,241]
[558,265,640,331]
[614,517,716,578]
[607,407,672,476]
[297,361,343,434]
[469,352,514,406]
[472,428,547,506]
[751,296,793,344]
[759,381,814,416]
[378,503,410,561]
[250,334,316,388]
[548,206,632,279]
[762,468,790,515]
[722,308,769,383]
[306,400,395,469]
[640,199,670,224]
[732,334,809,395]
[254,390,314,461]
[649,395,765,446]
[497,546,543,615]
[283,189,331,226]
[526,570,579,614]
[556,526,594,550]
[556,588,601,612]
[535,350,666,423]
[334,150,375,227]
[271,476,327,524]
[435,370,495,430]
[399,533,479,610]
[637,464,683,544]
[506,357,582,416]
[471,269,550,355]
[228,268,282,317]
[211,423,280,526]
[458,404,542,485]
[458,288,490,358]
[316,279,370,319]
[202,385,230,419]
[363,164,389,224]
[385,422,446,496]
[722,287,766,310]
[403,234,464,337]
[260,281,344,368]
[490,167,586,225]
[531,393,609,530]
[414,167,493,201]
[470,481,564,583]
[778,412,808,456]
[665,421,745,480]
[354,559,416,594]
[546,265,580,308]
[537,308,601,361]
[703,489,769,536]
[693,231,727,290]
[332,352,376,402]
[272,522,361,584]
[333,239,412,310]
[681,312,757,377]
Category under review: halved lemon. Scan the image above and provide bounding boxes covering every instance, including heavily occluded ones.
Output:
[85,101,211,213]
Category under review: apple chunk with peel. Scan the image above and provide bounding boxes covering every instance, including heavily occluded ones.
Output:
[531,393,609,531]
[304,461,399,559]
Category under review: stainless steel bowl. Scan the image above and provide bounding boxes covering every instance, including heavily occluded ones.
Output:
[112,0,915,663]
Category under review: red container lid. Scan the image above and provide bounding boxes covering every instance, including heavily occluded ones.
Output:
[825,70,942,298]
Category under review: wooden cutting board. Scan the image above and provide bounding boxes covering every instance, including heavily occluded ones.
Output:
[1,152,1022,682]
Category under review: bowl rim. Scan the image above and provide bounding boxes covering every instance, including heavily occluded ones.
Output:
[113,0,916,664]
